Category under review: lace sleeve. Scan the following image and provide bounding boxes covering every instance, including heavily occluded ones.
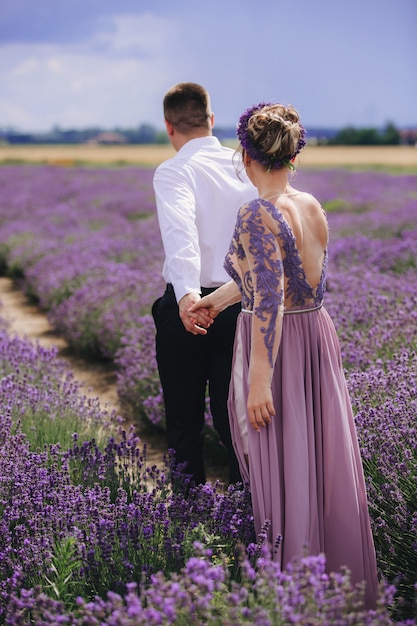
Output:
[239,203,284,385]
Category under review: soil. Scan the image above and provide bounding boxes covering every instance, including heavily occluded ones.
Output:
[0,276,228,484]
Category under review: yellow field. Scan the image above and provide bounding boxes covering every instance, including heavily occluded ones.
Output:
[0,143,416,169]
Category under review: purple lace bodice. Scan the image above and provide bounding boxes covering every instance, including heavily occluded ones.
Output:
[224,198,327,365]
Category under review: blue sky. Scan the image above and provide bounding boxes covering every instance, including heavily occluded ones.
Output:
[0,0,416,132]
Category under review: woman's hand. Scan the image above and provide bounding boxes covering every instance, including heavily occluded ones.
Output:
[179,293,213,335]
[189,294,222,326]
[189,281,240,328]
[247,384,275,432]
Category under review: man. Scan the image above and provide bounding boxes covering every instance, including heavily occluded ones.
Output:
[152,82,255,485]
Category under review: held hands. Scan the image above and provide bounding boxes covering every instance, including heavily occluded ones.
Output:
[247,384,275,432]
[186,294,221,335]
[187,281,238,335]
[189,295,222,320]
[179,293,214,335]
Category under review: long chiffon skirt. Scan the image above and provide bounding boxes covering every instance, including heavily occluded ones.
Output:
[228,307,378,608]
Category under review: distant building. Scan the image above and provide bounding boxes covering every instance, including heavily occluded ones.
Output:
[86,132,128,145]
[399,129,417,146]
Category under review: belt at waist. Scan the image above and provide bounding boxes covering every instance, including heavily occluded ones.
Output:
[241,303,323,315]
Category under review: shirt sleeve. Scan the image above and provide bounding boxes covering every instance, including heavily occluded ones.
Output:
[153,162,201,303]
[238,204,285,387]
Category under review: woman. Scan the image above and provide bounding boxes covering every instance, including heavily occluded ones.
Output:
[190,102,378,608]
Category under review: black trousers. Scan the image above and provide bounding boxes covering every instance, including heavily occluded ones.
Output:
[152,284,242,485]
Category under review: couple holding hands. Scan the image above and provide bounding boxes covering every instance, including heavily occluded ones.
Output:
[151,82,378,608]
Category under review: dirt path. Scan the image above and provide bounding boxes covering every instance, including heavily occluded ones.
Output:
[0,277,227,483]
[0,276,122,411]
[0,276,169,469]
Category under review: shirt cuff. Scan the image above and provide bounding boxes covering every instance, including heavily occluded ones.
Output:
[174,286,201,304]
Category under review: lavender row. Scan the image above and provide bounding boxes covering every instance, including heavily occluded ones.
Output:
[0,164,417,619]
[0,316,417,626]
[0,323,408,623]
[0,324,254,619]
[0,166,416,426]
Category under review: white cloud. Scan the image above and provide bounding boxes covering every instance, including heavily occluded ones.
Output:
[0,12,189,131]
[0,4,416,131]
[11,56,40,76]
[46,58,63,73]
[95,13,176,55]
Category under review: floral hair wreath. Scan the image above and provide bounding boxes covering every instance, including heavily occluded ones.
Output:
[236,102,307,171]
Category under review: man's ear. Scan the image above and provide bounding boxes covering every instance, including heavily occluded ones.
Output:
[164,119,174,136]
[209,112,215,128]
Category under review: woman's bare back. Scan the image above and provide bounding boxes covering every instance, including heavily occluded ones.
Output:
[273,188,328,293]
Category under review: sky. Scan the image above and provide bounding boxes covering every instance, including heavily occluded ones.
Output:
[0,0,416,133]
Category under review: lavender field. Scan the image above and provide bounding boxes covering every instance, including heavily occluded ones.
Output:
[0,164,416,623]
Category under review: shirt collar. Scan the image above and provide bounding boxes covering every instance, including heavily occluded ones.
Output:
[177,135,222,157]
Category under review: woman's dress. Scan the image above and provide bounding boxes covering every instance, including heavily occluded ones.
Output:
[224,198,378,608]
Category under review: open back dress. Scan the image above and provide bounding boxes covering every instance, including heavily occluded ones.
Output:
[224,197,378,608]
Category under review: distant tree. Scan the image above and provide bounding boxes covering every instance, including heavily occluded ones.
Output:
[381,122,400,145]
[358,128,381,145]
[0,131,34,144]
[155,130,169,144]
[329,122,400,146]
[124,124,159,144]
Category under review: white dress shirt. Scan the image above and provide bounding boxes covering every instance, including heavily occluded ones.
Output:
[153,136,256,303]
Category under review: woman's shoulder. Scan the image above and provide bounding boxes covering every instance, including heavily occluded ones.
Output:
[289,190,325,220]
[236,198,275,232]
[291,191,328,245]
[286,188,320,207]
[238,197,263,215]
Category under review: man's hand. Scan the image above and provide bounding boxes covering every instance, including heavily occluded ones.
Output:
[179,293,213,335]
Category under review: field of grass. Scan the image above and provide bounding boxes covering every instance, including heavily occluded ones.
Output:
[0,143,416,170]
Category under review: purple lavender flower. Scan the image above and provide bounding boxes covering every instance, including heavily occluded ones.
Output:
[1,165,417,621]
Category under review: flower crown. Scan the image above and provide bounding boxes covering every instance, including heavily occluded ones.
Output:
[236,102,307,170]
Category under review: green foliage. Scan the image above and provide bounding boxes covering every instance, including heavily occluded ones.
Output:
[322,199,352,212]
[390,255,416,273]
[14,401,106,453]
[330,122,400,146]
[41,536,83,610]
[0,244,8,275]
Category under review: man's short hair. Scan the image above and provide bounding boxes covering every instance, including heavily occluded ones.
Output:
[163,82,211,135]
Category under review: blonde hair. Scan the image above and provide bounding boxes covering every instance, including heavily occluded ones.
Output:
[236,102,306,170]
[248,104,302,164]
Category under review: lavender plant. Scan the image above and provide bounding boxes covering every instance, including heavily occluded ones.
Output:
[1,165,417,621]
[348,350,417,617]
[4,548,409,625]
[0,330,113,450]
[0,330,256,618]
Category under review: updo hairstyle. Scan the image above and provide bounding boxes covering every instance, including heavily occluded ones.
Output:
[249,104,301,162]
[236,102,306,170]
